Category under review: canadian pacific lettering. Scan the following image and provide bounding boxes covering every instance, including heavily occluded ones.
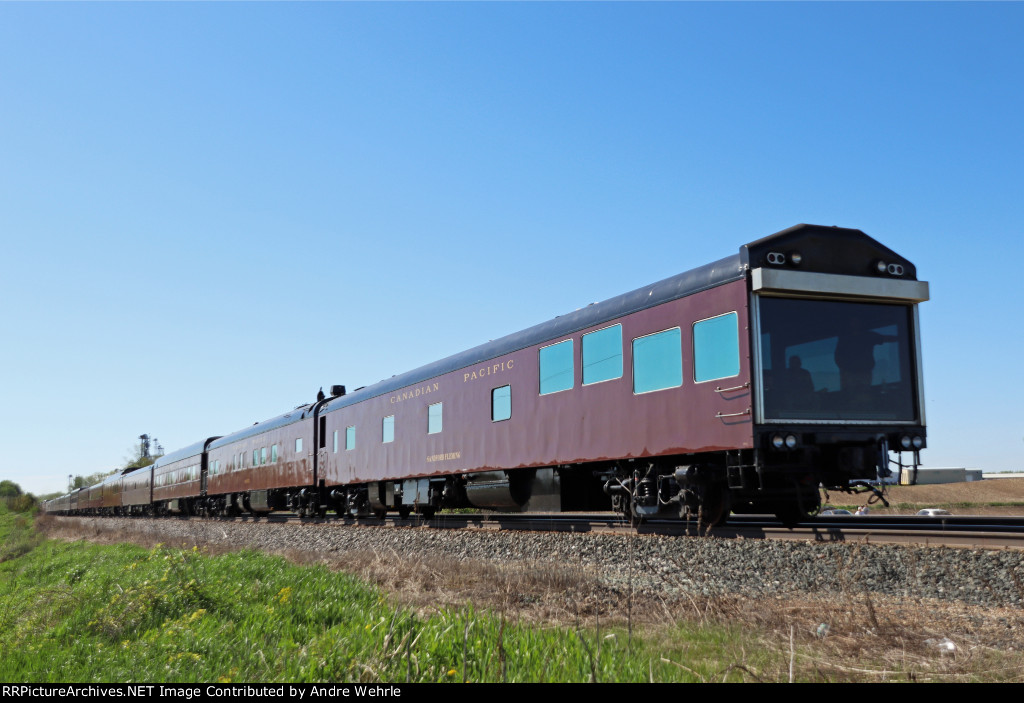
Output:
[389,382,440,404]
[463,358,514,383]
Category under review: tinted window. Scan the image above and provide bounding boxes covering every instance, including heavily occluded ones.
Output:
[428,402,443,434]
[693,312,740,382]
[382,416,394,443]
[492,385,511,421]
[295,438,302,453]
[346,425,355,450]
[759,298,916,421]
[633,328,683,394]
[583,324,623,385]
[539,339,574,395]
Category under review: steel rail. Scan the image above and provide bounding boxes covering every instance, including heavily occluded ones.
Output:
[63,511,1024,550]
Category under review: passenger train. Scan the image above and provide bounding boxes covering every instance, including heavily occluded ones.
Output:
[44,224,929,527]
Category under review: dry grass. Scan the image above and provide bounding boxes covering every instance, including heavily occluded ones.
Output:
[828,478,1024,515]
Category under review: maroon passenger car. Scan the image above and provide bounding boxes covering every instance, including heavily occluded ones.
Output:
[121,465,153,515]
[151,439,219,515]
[204,410,315,515]
[307,224,927,524]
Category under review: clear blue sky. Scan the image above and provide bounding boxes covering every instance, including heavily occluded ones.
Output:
[2,2,1022,497]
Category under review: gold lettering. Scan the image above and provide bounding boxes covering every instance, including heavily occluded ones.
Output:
[425,450,463,463]
[463,358,515,383]
[389,382,445,403]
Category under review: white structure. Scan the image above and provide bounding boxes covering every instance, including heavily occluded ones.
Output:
[901,467,983,485]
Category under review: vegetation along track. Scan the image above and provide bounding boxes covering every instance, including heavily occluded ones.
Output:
[36,511,1024,679]
[46,513,1024,612]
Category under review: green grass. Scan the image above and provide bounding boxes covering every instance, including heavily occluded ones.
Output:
[1,507,779,683]
[0,503,42,563]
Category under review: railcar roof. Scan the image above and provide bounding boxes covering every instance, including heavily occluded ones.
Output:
[153,438,218,468]
[741,224,917,279]
[323,252,744,414]
[208,405,314,450]
[320,223,915,414]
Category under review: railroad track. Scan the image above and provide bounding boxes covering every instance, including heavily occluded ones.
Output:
[194,511,1024,550]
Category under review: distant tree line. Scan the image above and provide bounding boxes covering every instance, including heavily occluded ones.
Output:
[0,480,36,512]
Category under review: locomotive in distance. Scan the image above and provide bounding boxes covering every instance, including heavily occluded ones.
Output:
[45,224,929,526]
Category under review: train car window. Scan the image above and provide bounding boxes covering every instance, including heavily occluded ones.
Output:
[333,430,338,453]
[319,416,327,448]
[539,339,574,395]
[583,324,623,385]
[632,328,683,394]
[492,385,511,421]
[346,425,356,450]
[693,312,740,383]
[272,444,279,463]
[382,416,395,443]
[295,438,302,454]
[253,449,259,467]
[428,402,443,434]
[758,297,915,421]
[260,447,267,465]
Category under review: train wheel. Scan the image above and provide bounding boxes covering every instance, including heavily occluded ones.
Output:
[419,506,436,520]
[774,489,821,527]
[373,508,387,520]
[397,505,411,519]
[697,484,732,529]
[628,500,646,528]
